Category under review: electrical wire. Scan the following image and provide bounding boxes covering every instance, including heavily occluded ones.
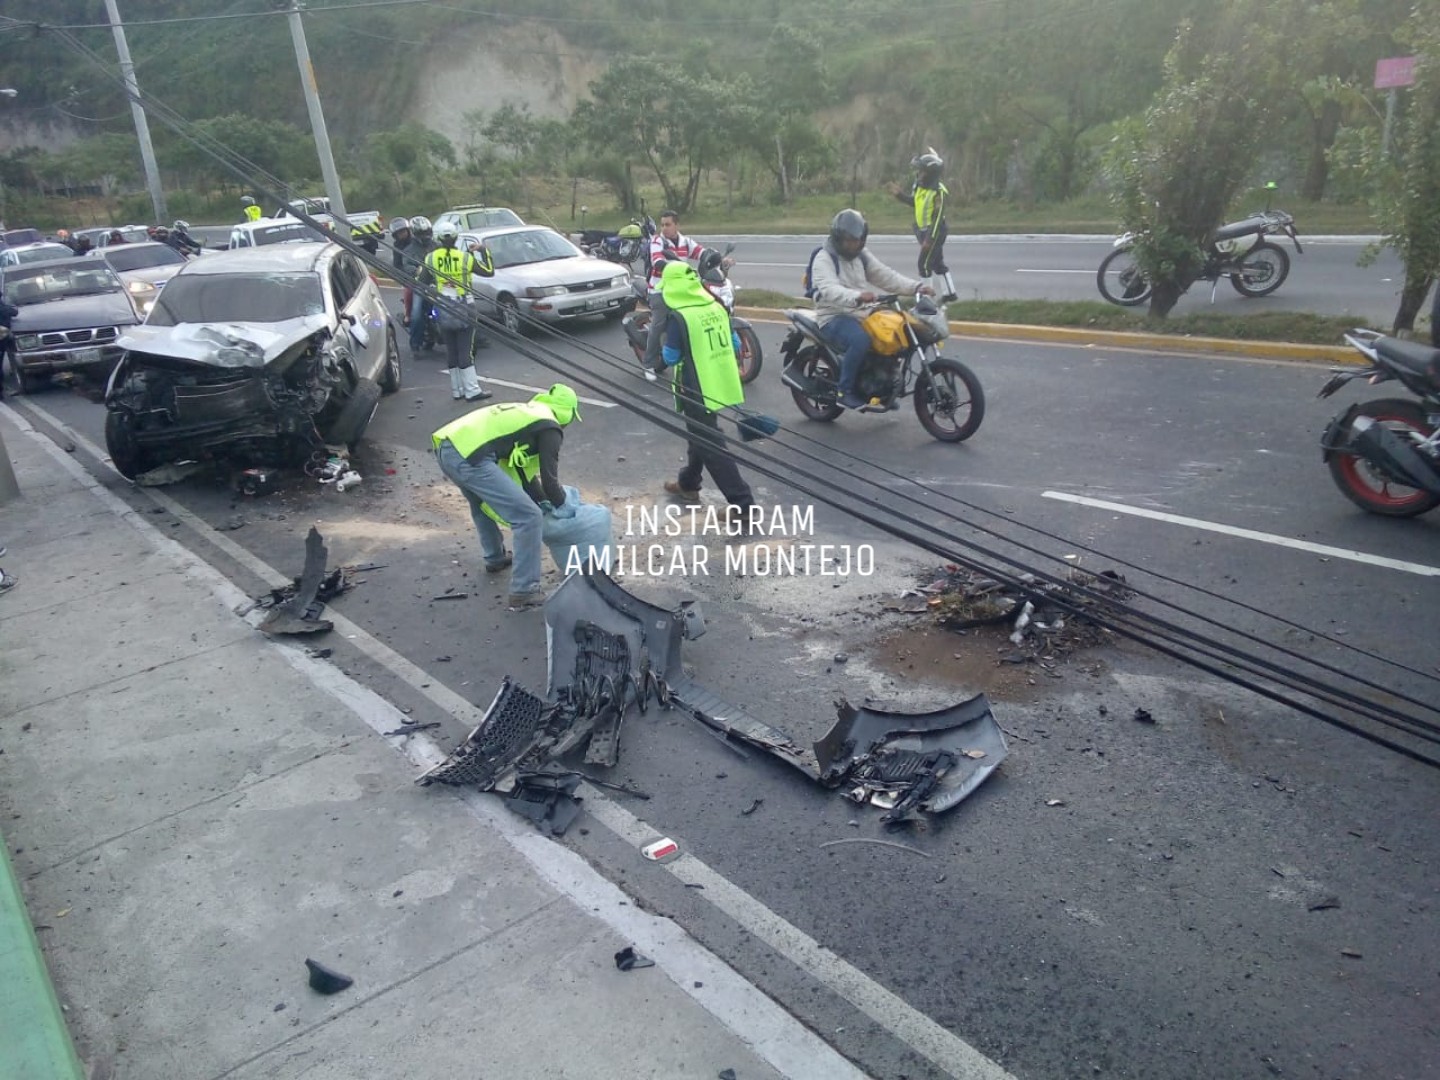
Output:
[41,21,1440,770]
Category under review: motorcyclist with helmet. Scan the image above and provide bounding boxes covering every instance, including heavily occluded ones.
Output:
[169,220,203,256]
[809,209,930,411]
[400,215,436,354]
[641,209,732,383]
[895,149,957,303]
[240,195,262,223]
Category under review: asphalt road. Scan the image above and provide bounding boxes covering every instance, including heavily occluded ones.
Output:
[186,226,1410,329]
[13,309,1439,1079]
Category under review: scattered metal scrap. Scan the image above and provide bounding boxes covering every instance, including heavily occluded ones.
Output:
[902,562,1132,658]
[304,958,353,995]
[614,946,654,971]
[418,567,1008,833]
[240,527,378,633]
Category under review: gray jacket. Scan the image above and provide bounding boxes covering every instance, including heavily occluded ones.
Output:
[810,241,921,324]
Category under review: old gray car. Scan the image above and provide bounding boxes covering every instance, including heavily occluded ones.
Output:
[459,225,631,334]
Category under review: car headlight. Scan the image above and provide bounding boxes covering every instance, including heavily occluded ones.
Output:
[524,285,567,299]
[15,334,39,350]
[127,280,155,294]
[611,275,628,288]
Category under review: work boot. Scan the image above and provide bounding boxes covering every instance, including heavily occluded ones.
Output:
[839,391,868,411]
[484,552,512,573]
[663,480,701,503]
[448,368,463,400]
[507,587,546,610]
[458,365,492,402]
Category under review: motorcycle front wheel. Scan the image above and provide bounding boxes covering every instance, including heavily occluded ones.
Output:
[787,345,843,422]
[1326,398,1440,517]
[1230,241,1290,297]
[914,357,985,443]
[735,325,763,384]
[1097,247,1152,307]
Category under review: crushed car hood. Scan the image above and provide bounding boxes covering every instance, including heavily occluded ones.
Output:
[118,314,332,368]
[13,292,139,334]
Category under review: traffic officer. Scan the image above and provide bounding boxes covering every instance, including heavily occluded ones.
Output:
[431,385,583,610]
[895,149,957,302]
[418,221,495,401]
[241,195,262,223]
[654,260,756,528]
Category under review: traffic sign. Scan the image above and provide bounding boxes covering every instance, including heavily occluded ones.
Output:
[1375,56,1416,89]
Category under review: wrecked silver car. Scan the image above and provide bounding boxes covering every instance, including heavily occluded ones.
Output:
[103,242,401,480]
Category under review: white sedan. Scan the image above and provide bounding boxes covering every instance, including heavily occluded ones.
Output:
[458,225,631,334]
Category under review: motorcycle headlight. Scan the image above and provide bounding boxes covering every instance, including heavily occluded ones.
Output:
[524,285,567,299]
[15,334,39,350]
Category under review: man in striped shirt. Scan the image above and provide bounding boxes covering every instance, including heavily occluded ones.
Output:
[640,209,731,382]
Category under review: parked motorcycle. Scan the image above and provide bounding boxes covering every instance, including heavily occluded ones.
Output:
[578,215,655,277]
[621,244,763,383]
[1318,328,1440,517]
[778,293,984,443]
[1097,199,1302,307]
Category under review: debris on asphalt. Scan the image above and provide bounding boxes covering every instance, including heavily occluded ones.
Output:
[819,837,931,858]
[719,1070,738,1080]
[833,652,848,664]
[237,467,279,497]
[1308,897,1341,912]
[259,527,334,636]
[614,945,655,971]
[1046,798,1066,807]
[1133,708,1156,724]
[740,798,763,816]
[305,647,332,659]
[1340,947,1363,959]
[504,768,585,836]
[430,592,469,601]
[641,837,680,862]
[304,958,354,994]
[135,460,206,487]
[382,720,443,738]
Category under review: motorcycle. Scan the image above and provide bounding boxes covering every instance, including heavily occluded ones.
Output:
[621,244,763,384]
[778,293,984,444]
[578,214,655,277]
[1097,198,1302,307]
[1318,328,1440,517]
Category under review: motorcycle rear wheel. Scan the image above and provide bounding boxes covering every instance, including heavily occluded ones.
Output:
[787,346,843,422]
[1327,398,1440,517]
[1230,241,1290,298]
[914,357,985,443]
[736,325,763,384]
[1097,247,1152,307]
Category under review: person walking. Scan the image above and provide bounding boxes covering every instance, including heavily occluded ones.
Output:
[401,215,435,354]
[653,260,756,527]
[895,148,957,303]
[430,385,583,609]
[418,221,493,402]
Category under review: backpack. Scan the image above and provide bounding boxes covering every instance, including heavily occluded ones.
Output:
[801,245,868,299]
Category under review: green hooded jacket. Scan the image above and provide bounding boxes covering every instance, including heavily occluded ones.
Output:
[658,261,742,413]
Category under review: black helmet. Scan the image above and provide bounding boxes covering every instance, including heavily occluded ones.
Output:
[912,148,943,184]
[829,208,868,259]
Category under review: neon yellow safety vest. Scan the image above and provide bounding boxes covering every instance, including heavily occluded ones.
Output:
[244,205,262,222]
[669,303,743,412]
[913,182,947,233]
[425,246,479,297]
[431,400,556,460]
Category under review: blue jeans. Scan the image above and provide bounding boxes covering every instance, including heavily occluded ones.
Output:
[435,442,544,593]
[824,314,872,394]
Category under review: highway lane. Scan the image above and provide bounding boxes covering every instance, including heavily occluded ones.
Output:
[16,317,1438,1080]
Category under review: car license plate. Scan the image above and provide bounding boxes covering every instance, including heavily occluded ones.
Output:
[71,347,104,366]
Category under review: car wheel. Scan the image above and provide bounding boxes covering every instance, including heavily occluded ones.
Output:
[498,297,523,335]
[105,410,151,480]
[325,377,382,450]
[379,325,402,394]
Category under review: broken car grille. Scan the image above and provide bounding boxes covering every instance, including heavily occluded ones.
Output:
[417,679,552,790]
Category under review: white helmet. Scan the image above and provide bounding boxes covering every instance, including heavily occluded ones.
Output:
[173,219,189,231]
[410,215,433,235]
[434,221,459,244]
[388,216,410,236]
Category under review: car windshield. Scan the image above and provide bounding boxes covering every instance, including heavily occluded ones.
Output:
[10,245,75,265]
[2,265,123,304]
[2,229,44,246]
[462,209,523,229]
[103,245,186,272]
[249,221,328,246]
[482,229,580,269]
[146,271,325,325]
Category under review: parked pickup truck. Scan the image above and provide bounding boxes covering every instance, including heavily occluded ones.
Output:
[273,197,381,236]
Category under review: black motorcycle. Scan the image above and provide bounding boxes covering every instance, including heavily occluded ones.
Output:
[1098,205,1302,307]
[1318,329,1440,517]
[621,244,763,384]
[578,215,655,277]
[778,294,984,443]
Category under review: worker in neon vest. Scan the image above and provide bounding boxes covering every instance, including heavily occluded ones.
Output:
[430,385,582,609]
[419,221,495,401]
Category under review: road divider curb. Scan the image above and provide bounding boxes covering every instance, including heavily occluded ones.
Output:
[0,833,86,1080]
[733,305,1359,365]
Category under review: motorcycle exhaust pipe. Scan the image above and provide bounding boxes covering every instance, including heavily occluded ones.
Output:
[1347,414,1440,495]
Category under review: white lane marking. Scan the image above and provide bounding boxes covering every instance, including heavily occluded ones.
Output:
[15,399,1016,1080]
[1013,268,1096,274]
[481,376,617,407]
[1043,490,1440,577]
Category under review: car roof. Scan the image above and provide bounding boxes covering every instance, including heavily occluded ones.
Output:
[2,256,118,277]
[175,241,333,276]
[7,241,72,254]
[96,241,174,256]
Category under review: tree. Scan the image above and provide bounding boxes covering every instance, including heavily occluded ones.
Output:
[365,127,455,199]
[1105,4,1289,316]
[1333,13,1440,333]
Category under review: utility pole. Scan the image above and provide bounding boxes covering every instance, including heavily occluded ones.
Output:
[103,0,166,223]
[287,1,347,222]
